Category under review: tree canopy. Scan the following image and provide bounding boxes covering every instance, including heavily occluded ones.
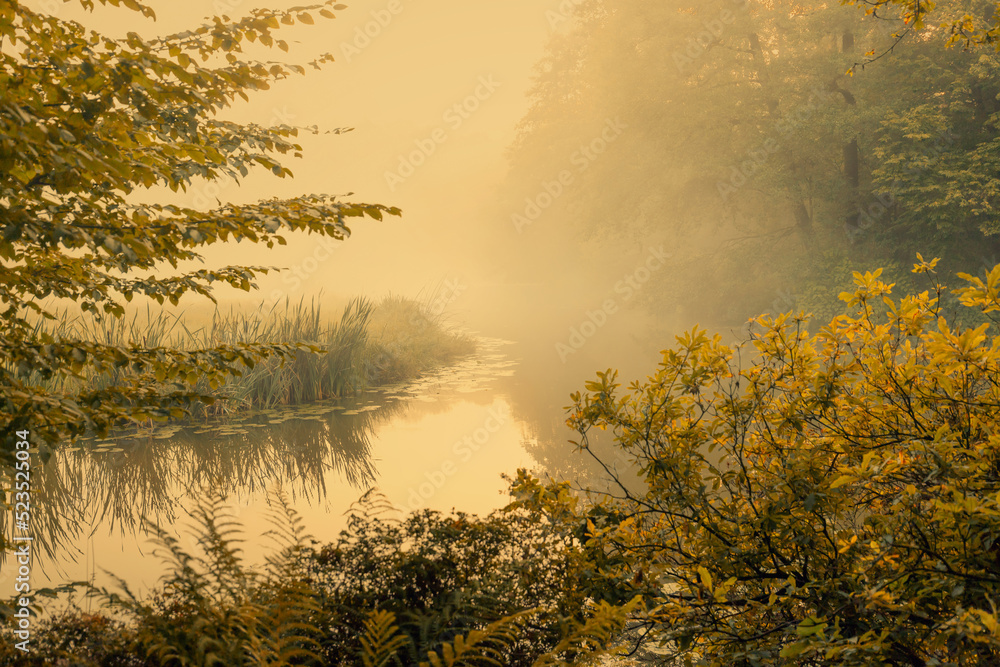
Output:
[842,0,1000,51]
[0,0,399,480]
[497,0,1000,327]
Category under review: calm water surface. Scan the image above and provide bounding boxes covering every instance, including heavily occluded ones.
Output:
[25,338,538,597]
[18,301,699,603]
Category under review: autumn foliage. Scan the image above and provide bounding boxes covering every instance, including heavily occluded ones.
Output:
[0,0,399,472]
[513,256,1000,665]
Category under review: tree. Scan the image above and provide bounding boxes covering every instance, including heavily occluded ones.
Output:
[842,0,1000,52]
[498,0,1000,327]
[512,256,1000,665]
[0,0,400,510]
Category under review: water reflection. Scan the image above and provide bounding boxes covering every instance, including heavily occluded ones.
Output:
[28,395,400,564]
[18,338,525,591]
[468,281,674,487]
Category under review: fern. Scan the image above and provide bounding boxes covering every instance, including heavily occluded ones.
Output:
[348,487,403,522]
[418,608,537,667]
[530,598,641,667]
[91,484,322,667]
[395,588,493,662]
[360,609,410,667]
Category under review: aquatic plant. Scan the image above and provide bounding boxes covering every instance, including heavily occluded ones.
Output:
[17,296,473,422]
[365,295,475,385]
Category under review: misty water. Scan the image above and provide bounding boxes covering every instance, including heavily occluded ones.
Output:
[25,300,694,597]
[26,337,526,593]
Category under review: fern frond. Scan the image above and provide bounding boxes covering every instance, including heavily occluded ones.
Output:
[90,485,324,667]
[418,608,538,667]
[348,488,401,523]
[263,486,312,550]
[262,485,315,586]
[361,609,409,667]
[531,598,642,667]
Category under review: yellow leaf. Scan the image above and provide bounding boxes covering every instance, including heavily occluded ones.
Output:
[698,566,712,591]
[838,534,859,554]
[780,641,809,658]
[830,475,855,489]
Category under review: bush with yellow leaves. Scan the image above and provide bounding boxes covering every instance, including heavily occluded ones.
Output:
[511,255,1000,665]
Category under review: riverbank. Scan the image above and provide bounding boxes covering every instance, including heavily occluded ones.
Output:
[26,296,475,423]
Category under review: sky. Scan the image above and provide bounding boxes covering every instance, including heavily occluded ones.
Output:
[40,0,565,315]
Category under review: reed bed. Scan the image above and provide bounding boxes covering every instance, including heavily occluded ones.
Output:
[26,295,474,421]
[365,294,476,384]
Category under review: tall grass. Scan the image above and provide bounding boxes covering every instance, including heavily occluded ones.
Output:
[27,295,474,421]
[193,297,375,414]
[365,295,475,385]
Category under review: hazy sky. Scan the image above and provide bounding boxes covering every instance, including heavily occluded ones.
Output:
[46,0,562,311]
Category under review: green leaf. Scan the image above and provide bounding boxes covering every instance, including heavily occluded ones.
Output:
[829,475,855,489]
[779,641,810,658]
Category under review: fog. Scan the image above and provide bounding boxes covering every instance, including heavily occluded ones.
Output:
[22,0,1000,599]
[55,0,551,300]
[43,0,693,472]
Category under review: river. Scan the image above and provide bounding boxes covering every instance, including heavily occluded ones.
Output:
[24,338,536,598]
[19,288,734,605]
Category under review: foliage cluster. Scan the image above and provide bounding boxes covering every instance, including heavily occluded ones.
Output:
[509,257,1000,665]
[0,490,634,666]
[303,490,626,666]
[841,0,1000,48]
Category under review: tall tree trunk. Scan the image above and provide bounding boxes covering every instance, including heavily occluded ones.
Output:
[844,138,860,230]
[794,200,812,233]
[842,30,854,52]
[748,31,812,239]
[841,30,861,237]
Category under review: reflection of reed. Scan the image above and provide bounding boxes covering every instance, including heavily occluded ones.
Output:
[9,454,89,562]
[28,398,404,565]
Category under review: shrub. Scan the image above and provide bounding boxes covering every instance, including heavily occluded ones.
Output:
[512,257,1000,665]
[2,490,633,666]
